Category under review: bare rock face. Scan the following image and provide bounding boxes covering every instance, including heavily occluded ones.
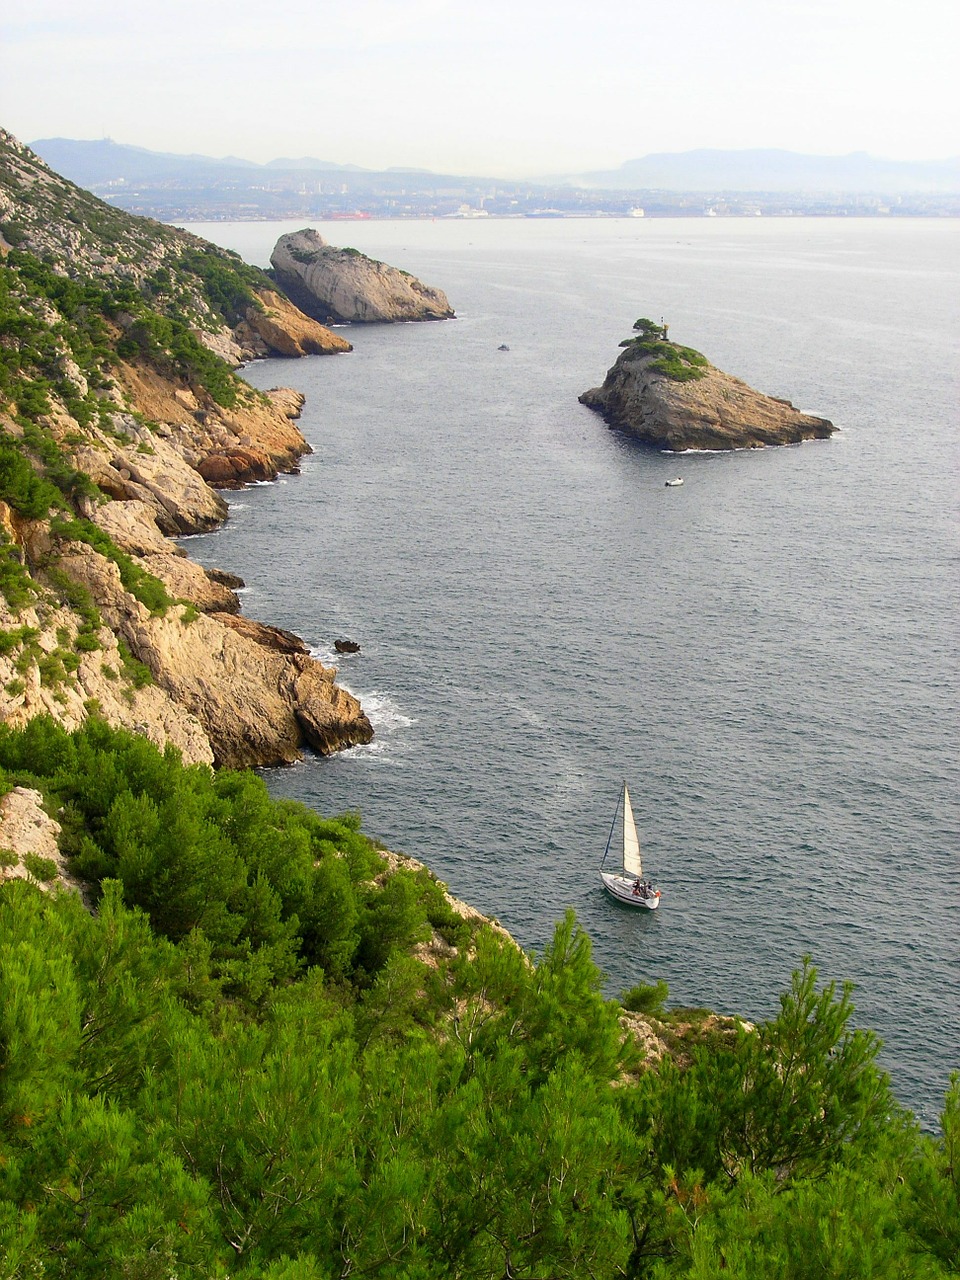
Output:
[70,436,228,534]
[236,288,353,357]
[213,613,309,654]
[270,229,455,324]
[55,546,373,769]
[580,340,836,451]
[65,374,311,524]
[141,554,242,613]
[0,787,85,897]
[93,498,188,556]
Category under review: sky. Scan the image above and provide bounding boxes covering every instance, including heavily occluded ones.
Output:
[1,0,957,177]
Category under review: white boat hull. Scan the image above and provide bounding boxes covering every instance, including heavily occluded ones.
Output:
[600,871,661,909]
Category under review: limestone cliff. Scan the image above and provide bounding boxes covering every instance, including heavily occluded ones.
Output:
[580,323,835,451]
[0,128,373,766]
[235,288,353,360]
[270,228,455,324]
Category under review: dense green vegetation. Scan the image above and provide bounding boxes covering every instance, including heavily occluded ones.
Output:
[620,317,710,382]
[0,719,957,1278]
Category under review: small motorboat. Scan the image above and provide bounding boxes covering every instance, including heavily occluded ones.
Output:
[665,477,684,487]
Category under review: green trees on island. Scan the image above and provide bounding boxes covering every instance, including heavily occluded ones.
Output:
[620,317,710,382]
[0,718,957,1277]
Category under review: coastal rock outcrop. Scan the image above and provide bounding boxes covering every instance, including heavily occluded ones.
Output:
[49,545,373,769]
[270,228,455,324]
[580,321,835,451]
[236,288,353,358]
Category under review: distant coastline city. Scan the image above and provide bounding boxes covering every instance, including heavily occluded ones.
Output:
[33,137,960,222]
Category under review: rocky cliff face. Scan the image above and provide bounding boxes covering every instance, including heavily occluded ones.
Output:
[580,336,836,451]
[270,228,455,324]
[0,129,373,767]
[236,288,352,360]
[0,382,375,768]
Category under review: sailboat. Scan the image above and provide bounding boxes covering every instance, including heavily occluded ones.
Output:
[599,782,661,909]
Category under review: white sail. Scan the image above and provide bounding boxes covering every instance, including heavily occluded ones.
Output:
[622,785,643,878]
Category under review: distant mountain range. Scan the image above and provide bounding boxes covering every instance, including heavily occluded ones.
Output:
[558,149,960,193]
[29,138,379,184]
[30,138,960,194]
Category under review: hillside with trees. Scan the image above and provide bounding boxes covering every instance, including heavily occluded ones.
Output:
[1,718,957,1278]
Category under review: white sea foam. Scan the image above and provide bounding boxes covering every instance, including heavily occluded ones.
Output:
[333,688,416,760]
[357,689,416,735]
[307,645,414,748]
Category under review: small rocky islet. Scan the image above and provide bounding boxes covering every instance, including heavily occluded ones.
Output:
[580,317,836,451]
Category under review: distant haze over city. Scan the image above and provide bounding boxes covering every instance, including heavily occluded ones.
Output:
[30,138,960,193]
[26,135,960,223]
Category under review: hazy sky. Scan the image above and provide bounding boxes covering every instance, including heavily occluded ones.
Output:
[2,0,956,175]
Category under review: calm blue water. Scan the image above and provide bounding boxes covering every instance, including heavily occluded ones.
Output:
[182,218,959,1127]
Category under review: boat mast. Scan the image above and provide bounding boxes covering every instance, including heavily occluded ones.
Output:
[600,782,626,868]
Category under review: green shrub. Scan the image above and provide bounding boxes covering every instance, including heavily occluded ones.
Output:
[22,853,58,882]
[632,316,666,339]
[621,978,669,1016]
[0,440,63,518]
[623,329,709,382]
[116,639,154,690]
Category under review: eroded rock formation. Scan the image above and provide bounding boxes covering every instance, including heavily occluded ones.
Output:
[0,354,374,768]
[270,228,455,324]
[236,288,353,358]
[0,128,375,829]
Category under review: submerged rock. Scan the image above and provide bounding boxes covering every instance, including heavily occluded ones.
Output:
[580,323,835,451]
[270,228,455,324]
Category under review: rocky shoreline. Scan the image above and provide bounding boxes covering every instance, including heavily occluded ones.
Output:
[0,129,403,768]
[0,376,374,768]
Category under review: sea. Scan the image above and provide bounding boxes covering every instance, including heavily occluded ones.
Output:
[179,216,959,1128]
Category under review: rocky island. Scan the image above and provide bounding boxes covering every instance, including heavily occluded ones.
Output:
[270,227,455,324]
[580,318,836,451]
